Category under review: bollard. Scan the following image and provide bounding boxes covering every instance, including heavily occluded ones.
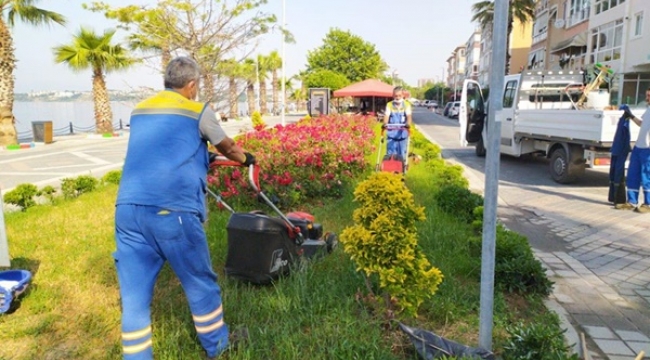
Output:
[69,122,74,134]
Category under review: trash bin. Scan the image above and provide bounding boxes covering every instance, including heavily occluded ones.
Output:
[31,121,53,144]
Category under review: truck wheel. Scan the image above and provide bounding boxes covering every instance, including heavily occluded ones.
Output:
[475,138,486,157]
[550,147,583,184]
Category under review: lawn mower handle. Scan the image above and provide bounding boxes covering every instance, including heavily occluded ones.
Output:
[208,154,305,245]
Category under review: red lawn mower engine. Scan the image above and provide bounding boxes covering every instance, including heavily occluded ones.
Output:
[287,211,338,259]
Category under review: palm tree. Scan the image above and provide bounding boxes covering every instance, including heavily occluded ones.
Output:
[257,54,271,115]
[241,59,257,117]
[0,0,66,146]
[53,27,136,134]
[217,58,242,119]
[266,50,282,115]
[472,0,535,74]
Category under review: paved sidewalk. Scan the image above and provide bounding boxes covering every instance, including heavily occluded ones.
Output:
[413,113,650,360]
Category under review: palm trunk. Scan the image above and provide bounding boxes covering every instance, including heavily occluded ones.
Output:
[505,18,513,75]
[260,80,268,114]
[0,19,18,145]
[92,69,114,134]
[272,70,279,114]
[246,82,255,116]
[229,77,238,119]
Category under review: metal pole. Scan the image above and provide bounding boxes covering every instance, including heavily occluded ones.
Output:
[0,188,10,267]
[479,0,507,351]
[280,0,286,125]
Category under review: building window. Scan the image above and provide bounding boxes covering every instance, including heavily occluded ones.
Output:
[527,48,546,70]
[590,19,624,63]
[568,0,590,27]
[595,0,626,15]
[634,12,643,37]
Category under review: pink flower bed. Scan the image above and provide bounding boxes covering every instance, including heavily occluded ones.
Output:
[208,114,376,208]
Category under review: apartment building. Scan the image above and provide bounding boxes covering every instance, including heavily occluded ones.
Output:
[476,18,532,87]
[446,45,466,96]
[587,0,650,106]
[465,30,481,82]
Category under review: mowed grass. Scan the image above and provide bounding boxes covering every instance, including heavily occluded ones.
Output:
[1,130,557,359]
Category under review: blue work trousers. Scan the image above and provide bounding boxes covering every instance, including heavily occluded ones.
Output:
[114,205,229,359]
[387,136,408,160]
[626,148,650,206]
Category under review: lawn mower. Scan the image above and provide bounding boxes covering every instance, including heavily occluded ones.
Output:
[375,123,411,175]
[207,156,338,285]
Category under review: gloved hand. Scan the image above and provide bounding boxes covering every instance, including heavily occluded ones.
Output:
[623,108,634,120]
[381,124,387,130]
[404,124,410,129]
[242,152,256,166]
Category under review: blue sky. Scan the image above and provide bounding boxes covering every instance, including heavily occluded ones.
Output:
[12,0,478,93]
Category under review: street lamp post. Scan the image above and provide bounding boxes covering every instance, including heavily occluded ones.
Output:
[280,0,286,126]
[255,60,260,112]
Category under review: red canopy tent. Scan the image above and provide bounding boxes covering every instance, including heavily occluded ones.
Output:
[333,79,394,98]
[333,79,408,114]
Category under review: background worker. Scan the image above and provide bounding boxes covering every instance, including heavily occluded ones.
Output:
[382,86,413,161]
[622,88,650,213]
[610,104,633,209]
[114,56,255,359]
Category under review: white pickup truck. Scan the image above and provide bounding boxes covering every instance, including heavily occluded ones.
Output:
[459,71,642,183]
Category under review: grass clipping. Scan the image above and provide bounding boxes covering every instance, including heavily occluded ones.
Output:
[340,172,443,318]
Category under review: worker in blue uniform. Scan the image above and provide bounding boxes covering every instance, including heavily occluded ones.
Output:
[623,88,650,213]
[382,86,413,161]
[114,56,255,359]
[610,104,632,208]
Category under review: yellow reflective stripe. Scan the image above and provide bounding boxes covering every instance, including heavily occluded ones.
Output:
[123,338,152,354]
[192,305,223,323]
[122,326,152,341]
[195,319,224,334]
[135,91,205,114]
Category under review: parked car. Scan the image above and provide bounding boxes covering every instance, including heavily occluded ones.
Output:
[448,101,461,118]
[443,102,454,116]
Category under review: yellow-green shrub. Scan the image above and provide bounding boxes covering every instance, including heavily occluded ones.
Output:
[340,172,443,317]
[251,111,266,130]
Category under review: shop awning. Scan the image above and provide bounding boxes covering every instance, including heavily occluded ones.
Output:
[551,32,587,54]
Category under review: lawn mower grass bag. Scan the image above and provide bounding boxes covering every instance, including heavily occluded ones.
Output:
[224,211,300,285]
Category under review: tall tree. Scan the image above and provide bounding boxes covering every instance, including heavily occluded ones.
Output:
[85,0,286,96]
[472,0,536,74]
[266,50,282,115]
[257,54,270,114]
[53,27,136,134]
[0,0,66,146]
[306,28,387,83]
[303,69,349,91]
[216,58,242,119]
[241,58,257,116]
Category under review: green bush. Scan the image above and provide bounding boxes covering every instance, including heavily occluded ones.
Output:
[340,172,443,317]
[61,175,99,199]
[102,170,122,185]
[425,160,468,188]
[502,321,579,360]
[251,111,265,130]
[469,225,553,296]
[38,185,57,203]
[3,183,39,210]
[433,184,483,223]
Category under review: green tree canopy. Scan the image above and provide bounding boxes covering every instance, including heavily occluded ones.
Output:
[303,69,350,91]
[306,28,387,83]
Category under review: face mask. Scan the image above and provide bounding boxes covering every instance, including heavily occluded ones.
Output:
[393,99,402,105]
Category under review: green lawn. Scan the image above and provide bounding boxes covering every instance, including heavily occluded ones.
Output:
[0,131,561,359]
